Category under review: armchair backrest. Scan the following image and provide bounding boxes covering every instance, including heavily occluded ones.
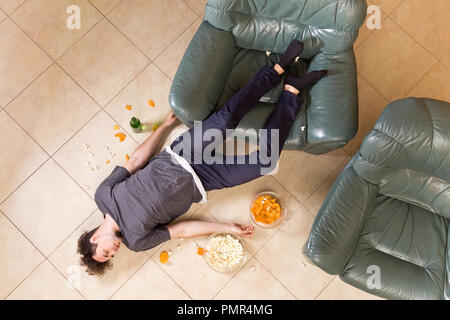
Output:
[204,0,367,59]
[353,98,450,219]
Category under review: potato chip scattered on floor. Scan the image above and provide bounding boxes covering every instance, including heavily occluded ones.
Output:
[148,99,155,107]
[113,125,120,131]
[125,154,130,161]
[106,160,111,164]
[197,247,205,256]
[125,105,132,111]
[115,132,126,142]
[159,251,169,264]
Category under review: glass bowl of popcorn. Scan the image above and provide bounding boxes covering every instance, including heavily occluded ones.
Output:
[204,232,247,273]
[249,191,286,229]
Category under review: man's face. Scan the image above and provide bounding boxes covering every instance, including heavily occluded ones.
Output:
[91,231,122,263]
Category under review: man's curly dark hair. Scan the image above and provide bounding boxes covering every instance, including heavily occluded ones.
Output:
[77,227,112,276]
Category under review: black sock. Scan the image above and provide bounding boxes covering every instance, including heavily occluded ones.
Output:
[285,70,328,90]
[278,39,304,70]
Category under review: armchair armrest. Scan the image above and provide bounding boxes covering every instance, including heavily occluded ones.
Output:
[303,163,378,275]
[304,48,359,154]
[169,20,238,127]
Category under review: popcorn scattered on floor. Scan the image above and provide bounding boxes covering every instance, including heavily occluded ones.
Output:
[250,265,256,271]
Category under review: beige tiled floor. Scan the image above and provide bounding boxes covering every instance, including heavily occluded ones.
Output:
[0,0,448,300]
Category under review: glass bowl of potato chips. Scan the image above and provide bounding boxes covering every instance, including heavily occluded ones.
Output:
[249,191,286,228]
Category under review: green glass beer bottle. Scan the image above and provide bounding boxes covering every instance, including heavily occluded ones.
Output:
[130,117,142,133]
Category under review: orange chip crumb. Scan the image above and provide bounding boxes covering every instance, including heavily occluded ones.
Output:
[125,154,130,161]
[159,251,169,264]
[106,160,111,164]
[115,132,126,142]
[148,99,155,107]
[152,123,160,132]
[113,125,120,131]
[125,105,132,111]
[197,247,205,256]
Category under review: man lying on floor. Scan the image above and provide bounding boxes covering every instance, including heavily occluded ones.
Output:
[77,40,328,275]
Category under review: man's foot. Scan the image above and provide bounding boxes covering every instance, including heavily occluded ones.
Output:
[284,84,300,96]
[278,39,304,70]
[285,70,328,90]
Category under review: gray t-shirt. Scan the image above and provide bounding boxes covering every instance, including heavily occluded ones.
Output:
[94,150,203,251]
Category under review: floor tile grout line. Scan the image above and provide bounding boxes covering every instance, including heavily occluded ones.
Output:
[0,112,52,205]
[147,11,202,64]
[5,14,111,110]
[152,14,203,65]
[45,257,88,300]
[439,56,450,72]
[181,0,203,17]
[52,16,106,62]
[313,275,338,300]
[0,161,98,270]
[152,258,195,300]
[5,0,29,17]
[404,60,440,98]
[210,251,256,300]
[0,209,51,299]
[271,173,324,219]
[4,106,103,203]
[303,155,350,206]
[50,56,152,157]
[354,15,439,102]
[45,209,97,260]
[388,15,442,63]
[106,254,152,300]
[252,255,298,300]
[87,0,124,16]
[151,15,206,82]
[3,255,47,300]
[2,58,54,111]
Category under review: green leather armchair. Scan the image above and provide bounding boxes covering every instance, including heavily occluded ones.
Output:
[169,0,367,154]
[304,98,450,300]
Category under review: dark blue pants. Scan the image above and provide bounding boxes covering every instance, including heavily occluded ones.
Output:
[170,66,304,191]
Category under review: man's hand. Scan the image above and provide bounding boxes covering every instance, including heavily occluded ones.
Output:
[124,111,177,174]
[228,223,255,237]
[162,111,177,128]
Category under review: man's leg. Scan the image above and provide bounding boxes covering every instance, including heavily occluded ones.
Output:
[193,88,304,190]
[193,68,328,191]
[170,65,283,167]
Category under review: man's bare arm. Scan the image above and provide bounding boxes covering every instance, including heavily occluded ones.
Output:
[124,111,177,174]
[167,220,255,239]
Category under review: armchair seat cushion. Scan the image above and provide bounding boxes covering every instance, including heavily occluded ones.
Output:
[341,194,448,300]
